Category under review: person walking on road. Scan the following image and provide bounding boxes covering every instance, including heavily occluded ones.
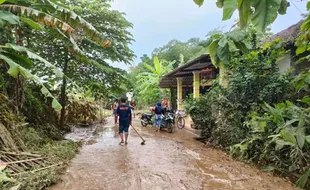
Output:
[117,97,132,145]
[130,99,136,118]
[112,99,119,125]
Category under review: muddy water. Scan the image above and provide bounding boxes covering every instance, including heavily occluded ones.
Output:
[50,117,297,190]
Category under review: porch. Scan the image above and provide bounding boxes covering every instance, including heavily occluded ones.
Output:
[159,54,219,111]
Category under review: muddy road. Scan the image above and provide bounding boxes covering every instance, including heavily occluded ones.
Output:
[50,117,297,190]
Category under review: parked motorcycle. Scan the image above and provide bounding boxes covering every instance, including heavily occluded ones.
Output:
[141,113,153,127]
[160,112,174,133]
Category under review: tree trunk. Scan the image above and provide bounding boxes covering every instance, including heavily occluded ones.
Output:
[219,62,228,88]
[59,58,70,128]
[13,27,25,113]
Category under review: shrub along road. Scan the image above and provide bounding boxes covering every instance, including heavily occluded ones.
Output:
[50,117,297,190]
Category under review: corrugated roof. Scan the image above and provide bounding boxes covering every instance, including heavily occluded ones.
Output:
[263,20,303,44]
[159,54,215,88]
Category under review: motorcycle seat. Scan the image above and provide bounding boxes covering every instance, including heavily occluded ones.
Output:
[143,113,153,117]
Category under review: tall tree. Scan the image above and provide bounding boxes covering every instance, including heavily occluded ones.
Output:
[152,38,207,68]
[0,0,110,111]
[0,0,134,127]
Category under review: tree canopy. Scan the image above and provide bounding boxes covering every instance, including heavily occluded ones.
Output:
[0,0,134,125]
[193,0,290,31]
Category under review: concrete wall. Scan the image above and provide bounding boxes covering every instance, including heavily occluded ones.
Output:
[276,53,291,74]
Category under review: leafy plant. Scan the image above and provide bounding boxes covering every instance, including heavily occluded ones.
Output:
[231,101,310,186]
[193,0,289,31]
[296,169,310,189]
[295,2,310,59]
[0,164,15,187]
[135,56,174,105]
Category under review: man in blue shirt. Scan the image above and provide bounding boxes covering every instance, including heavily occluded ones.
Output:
[116,96,132,145]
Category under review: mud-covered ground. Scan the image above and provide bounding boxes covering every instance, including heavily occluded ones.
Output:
[49,117,297,190]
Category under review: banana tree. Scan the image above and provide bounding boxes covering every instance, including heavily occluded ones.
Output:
[0,10,65,110]
[136,57,174,104]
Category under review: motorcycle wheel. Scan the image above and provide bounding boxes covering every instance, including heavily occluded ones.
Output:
[177,117,185,129]
[167,123,173,133]
[141,121,147,127]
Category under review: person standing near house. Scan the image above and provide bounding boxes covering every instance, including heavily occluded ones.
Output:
[130,99,136,118]
[161,97,168,115]
[154,102,163,132]
[112,99,119,125]
[117,96,132,145]
[161,97,168,108]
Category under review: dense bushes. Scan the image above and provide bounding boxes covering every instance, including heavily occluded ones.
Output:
[231,101,310,173]
[185,42,291,148]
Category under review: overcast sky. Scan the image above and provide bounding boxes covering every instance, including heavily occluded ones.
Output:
[110,0,308,70]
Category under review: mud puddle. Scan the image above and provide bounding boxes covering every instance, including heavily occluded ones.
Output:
[64,123,106,145]
[50,117,297,190]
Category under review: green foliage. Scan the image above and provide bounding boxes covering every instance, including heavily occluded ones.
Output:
[152,38,207,68]
[189,1,310,187]
[22,141,79,190]
[0,0,134,115]
[296,169,310,189]
[194,0,289,31]
[70,0,134,64]
[185,39,292,148]
[13,125,80,190]
[184,94,214,138]
[251,0,288,31]
[185,86,249,148]
[0,165,15,186]
[135,56,174,106]
[231,101,310,187]
[193,0,204,7]
[39,140,80,163]
[0,0,133,188]
[24,0,134,104]
[130,38,208,108]
[0,44,64,110]
[0,10,19,25]
[203,25,273,68]
[295,3,310,61]
[205,29,248,66]
[186,35,310,187]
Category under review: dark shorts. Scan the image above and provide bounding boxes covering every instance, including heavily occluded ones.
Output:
[119,124,129,134]
[113,109,117,115]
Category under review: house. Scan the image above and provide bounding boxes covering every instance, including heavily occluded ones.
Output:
[159,54,218,111]
[267,20,310,74]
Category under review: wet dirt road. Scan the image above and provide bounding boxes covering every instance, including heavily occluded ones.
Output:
[50,117,297,190]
